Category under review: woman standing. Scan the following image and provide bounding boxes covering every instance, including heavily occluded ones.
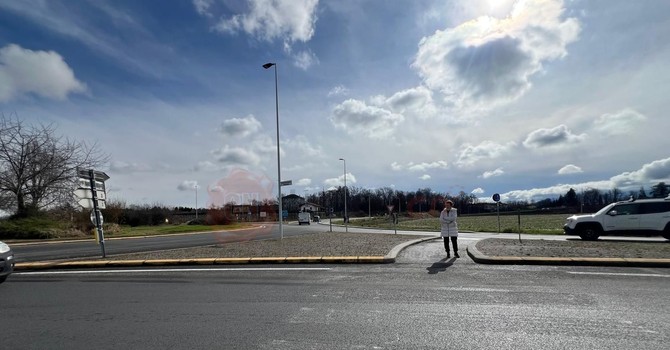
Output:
[440,200,459,258]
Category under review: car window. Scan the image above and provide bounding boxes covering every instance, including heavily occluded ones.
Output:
[639,202,670,214]
[610,203,639,215]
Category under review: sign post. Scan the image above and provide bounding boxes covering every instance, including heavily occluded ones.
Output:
[75,169,109,258]
[492,193,501,234]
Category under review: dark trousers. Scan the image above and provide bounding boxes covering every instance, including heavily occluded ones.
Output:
[443,236,458,252]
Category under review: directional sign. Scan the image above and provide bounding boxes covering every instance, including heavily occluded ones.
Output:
[78,179,105,191]
[280,180,292,186]
[78,198,106,210]
[77,169,110,181]
[74,188,106,200]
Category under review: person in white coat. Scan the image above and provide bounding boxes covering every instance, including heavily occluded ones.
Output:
[440,200,459,258]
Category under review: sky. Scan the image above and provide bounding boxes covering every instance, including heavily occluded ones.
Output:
[1,0,669,209]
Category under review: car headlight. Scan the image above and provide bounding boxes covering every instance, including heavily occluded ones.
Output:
[0,242,11,254]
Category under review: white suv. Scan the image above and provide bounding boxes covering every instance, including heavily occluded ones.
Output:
[564,196,670,240]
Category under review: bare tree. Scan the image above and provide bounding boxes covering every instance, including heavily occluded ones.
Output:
[0,116,109,217]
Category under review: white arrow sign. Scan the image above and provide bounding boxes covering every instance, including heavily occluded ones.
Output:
[74,188,106,200]
[77,198,106,209]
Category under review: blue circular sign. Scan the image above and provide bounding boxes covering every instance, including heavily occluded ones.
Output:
[492,193,500,202]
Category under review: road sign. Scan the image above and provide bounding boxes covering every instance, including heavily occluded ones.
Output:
[387,205,394,213]
[90,210,103,225]
[282,210,288,218]
[280,180,292,186]
[78,178,105,191]
[78,198,106,209]
[77,169,109,181]
[492,193,501,202]
[74,188,106,200]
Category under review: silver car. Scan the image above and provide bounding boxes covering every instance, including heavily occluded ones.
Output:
[0,241,14,283]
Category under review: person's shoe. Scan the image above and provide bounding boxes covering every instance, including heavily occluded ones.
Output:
[446,252,450,258]
[454,252,460,258]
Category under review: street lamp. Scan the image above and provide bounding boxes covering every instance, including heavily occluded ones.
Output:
[339,158,348,232]
[263,62,283,239]
[194,184,199,221]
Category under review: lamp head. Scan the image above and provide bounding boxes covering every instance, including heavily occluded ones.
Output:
[262,63,275,69]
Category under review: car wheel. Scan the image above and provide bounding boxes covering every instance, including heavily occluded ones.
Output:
[579,226,600,241]
[0,275,7,283]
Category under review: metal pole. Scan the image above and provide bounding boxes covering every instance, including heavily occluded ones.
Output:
[274,65,283,239]
[89,169,105,258]
[195,185,198,221]
[340,158,347,232]
[264,62,283,239]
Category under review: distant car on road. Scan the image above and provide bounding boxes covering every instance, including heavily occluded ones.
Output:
[0,241,15,283]
[564,196,670,240]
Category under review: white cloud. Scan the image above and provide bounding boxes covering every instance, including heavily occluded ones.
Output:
[292,49,319,70]
[471,187,485,195]
[456,140,516,167]
[331,99,404,139]
[323,173,357,187]
[0,44,87,102]
[328,85,349,97]
[213,0,318,45]
[419,174,431,180]
[212,145,261,166]
[284,135,324,158]
[523,124,586,149]
[382,86,438,120]
[193,0,213,17]
[295,178,312,186]
[391,161,448,172]
[501,157,670,202]
[412,0,580,111]
[593,109,647,136]
[610,157,670,188]
[481,168,505,179]
[177,180,199,191]
[194,161,219,172]
[558,164,583,175]
[219,115,262,138]
[109,161,153,173]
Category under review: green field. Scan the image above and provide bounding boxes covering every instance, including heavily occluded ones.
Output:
[342,213,569,235]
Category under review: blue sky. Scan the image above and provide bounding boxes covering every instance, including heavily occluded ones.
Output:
[1,0,669,208]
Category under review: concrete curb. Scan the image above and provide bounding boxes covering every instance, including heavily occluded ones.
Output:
[467,243,670,268]
[14,236,441,271]
[14,256,393,270]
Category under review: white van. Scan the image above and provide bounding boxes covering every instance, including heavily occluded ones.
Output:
[564,196,670,240]
[298,212,311,225]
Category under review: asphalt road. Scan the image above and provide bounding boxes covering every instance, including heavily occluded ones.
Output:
[4,255,669,350]
[9,222,321,262]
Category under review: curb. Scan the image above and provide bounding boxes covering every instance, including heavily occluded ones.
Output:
[466,243,670,268]
[14,256,393,270]
[14,236,441,271]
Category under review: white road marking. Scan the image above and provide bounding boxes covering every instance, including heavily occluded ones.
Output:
[15,267,332,276]
[567,271,669,278]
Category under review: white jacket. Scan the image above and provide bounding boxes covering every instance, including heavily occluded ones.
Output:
[439,208,458,237]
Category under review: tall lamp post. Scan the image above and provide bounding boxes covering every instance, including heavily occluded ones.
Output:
[194,184,199,221]
[339,158,348,232]
[263,62,283,239]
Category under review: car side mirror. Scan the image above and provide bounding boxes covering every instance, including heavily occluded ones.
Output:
[608,210,618,216]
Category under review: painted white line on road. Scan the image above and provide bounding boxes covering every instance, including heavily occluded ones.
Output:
[567,272,670,278]
[16,267,332,276]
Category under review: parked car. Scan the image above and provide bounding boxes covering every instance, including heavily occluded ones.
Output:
[564,196,670,240]
[0,241,15,283]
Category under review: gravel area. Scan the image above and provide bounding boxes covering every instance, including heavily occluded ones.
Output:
[475,238,670,259]
[104,232,670,260]
[107,232,433,260]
